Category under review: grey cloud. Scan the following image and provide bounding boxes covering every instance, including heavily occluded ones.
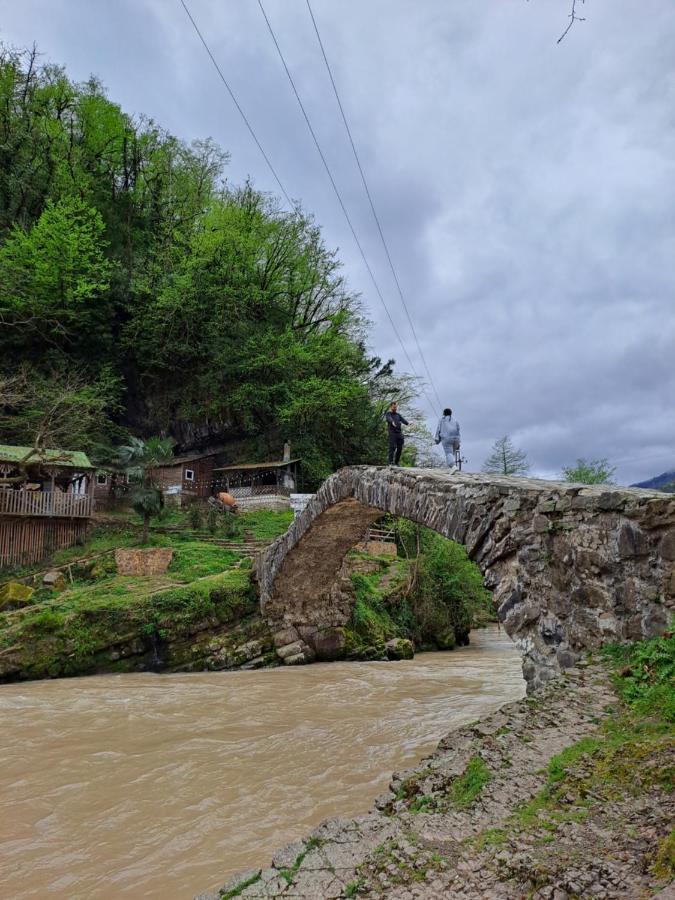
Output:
[1,0,673,483]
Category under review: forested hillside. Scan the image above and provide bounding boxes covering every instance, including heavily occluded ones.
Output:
[0,46,409,487]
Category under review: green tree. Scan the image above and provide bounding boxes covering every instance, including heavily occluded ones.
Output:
[0,196,113,366]
[482,435,530,476]
[562,457,616,484]
[0,47,416,489]
[396,521,493,647]
[117,436,175,543]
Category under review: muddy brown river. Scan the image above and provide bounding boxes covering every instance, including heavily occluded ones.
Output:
[0,626,524,899]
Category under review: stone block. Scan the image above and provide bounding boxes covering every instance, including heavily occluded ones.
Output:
[114,548,173,576]
[617,523,649,557]
[311,627,346,660]
[532,514,549,533]
[385,638,414,660]
[272,625,300,648]
[43,570,66,592]
[0,581,34,610]
[276,640,305,660]
[282,651,308,665]
[659,530,675,561]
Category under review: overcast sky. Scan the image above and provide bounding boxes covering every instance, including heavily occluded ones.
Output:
[2,0,674,484]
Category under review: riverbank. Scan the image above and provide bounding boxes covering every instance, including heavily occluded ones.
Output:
[0,513,494,682]
[201,635,674,899]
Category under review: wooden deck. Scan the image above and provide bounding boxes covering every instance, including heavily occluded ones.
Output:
[0,490,94,519]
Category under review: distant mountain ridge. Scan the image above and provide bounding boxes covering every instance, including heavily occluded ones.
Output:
[631,470,675,492]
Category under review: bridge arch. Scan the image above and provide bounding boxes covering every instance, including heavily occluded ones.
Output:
[256,466,675,690]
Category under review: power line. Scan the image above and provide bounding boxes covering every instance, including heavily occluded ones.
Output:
[179,0,436,416]
[256,0,438,415]
[178,0,293,207]
[305,0,444,413]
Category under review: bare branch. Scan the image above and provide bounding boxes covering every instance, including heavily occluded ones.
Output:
[557,0,586,44]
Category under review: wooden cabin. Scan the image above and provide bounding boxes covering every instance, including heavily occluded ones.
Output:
[212,447,300,511]
[153,452,217,505]
[0,445,95,569]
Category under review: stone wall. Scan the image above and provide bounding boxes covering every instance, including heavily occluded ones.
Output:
[256,467,675,690]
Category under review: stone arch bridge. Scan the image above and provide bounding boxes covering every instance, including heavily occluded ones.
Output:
[256,467,674,690]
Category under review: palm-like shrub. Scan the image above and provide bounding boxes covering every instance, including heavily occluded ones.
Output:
[117,436,175,543]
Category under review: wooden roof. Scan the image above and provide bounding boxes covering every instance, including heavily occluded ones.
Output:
[0,445,93,470]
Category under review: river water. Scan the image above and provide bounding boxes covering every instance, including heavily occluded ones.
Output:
[0,626,524,900]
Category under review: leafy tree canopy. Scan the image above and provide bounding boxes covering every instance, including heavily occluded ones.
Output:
[0,46,412,488]
[562,457,616,485]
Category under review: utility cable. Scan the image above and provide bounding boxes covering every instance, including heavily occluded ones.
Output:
[256,0,437,415]
[178,0,293,207]
[305,0,444,412]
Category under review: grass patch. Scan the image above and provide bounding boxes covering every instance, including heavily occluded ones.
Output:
[602,632,675,723]
[344,876,367,897]
[547,736,603,784]
[451,755,492,809]
[167,542,240,581]
[239,508,293,541]
[653,829,675,881]
[220,870,262,898]
[278,837,323,886]
[344,565,403,657]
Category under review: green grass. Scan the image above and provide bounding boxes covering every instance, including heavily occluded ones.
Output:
[546,736,603,784]
[602,632,675,723]
[220,871,262,898]
[451,756,492,809]
[344,877,367,897]
[278,837,323,886]
[167,541,240,581]
[0,507,295,680]
[0,568,253,679]
[239,508,293,541]
[653,829,675,881]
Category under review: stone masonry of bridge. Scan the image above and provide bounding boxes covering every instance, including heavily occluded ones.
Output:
[256,467,675,690]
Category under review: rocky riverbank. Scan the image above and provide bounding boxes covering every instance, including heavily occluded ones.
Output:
[198,649,674,899]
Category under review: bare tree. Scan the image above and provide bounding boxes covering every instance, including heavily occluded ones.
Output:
[0,369,112,485]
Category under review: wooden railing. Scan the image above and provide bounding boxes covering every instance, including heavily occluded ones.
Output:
[0,490,94,518]
[364,524,396,544]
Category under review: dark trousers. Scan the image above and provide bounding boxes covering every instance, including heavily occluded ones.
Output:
[388,433,404,465]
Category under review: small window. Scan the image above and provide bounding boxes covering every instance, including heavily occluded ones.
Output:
[96,474,107,486]
[184,468,195,482]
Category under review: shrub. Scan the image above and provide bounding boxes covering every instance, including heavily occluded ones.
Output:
[189,506,203,531]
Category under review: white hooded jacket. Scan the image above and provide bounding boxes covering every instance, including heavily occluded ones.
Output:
[435,414,460,445]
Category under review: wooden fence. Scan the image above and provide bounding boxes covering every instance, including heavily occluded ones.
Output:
[0,491,94,519]
[0,516,91,569]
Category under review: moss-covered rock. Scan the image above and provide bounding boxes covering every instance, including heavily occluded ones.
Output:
[385,638,414,660]
[0,581,34,611]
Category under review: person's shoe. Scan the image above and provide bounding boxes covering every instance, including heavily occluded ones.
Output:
[448,465,457,473]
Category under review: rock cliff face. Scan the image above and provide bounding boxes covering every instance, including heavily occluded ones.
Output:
[257,467,675,690]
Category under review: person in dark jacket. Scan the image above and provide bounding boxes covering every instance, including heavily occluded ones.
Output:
[385,401,409,465]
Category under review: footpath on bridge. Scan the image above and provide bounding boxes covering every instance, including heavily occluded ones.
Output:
[198,655,674,900]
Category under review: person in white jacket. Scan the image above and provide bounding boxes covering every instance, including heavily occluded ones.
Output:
[435,408,461,469]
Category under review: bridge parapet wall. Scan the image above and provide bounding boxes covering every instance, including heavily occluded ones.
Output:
[256,467,675,690]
